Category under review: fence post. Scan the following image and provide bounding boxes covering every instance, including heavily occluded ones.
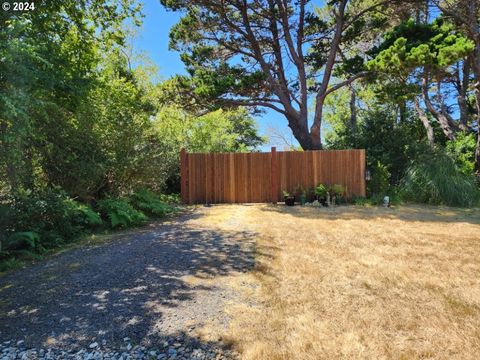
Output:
[360,149,366,197]
[180,148,189,204]
[271,147,278,204]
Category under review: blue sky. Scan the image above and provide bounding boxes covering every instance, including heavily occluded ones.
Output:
[133,0,296,150]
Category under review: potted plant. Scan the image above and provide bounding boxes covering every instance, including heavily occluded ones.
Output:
[283,190,295,206]
[315,183,328,206]
[299,190,307,205]
[329,184,346,206]
[294,184,307,205]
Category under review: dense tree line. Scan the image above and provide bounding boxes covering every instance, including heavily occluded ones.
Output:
[1,0,480,269]
[0,0,264,268]
[163,0,480,203]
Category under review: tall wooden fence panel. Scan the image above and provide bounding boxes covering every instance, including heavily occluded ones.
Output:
[181,148,366,204]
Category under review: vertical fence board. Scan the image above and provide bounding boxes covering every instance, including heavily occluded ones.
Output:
[181,149,366,204]
[271,147,277,203]
[180,149,188,204]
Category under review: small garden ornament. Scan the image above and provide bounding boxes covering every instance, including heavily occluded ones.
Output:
[383,196,390,207]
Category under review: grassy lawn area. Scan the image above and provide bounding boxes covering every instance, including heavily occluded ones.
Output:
[196,204,480,359]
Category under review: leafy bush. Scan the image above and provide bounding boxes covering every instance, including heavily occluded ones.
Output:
[315,184,328,197]
[0,188,103,269]
[0,258,24,273]
[4,188,96,248]
[3,232,41,252]
[130,189,174,217]
[65,199,103,228]
[368,161,390,196]
[96,198,148,229]
[329,184,346,195]
[402,152,480,207]
[351,195,384,206]
[352,196,371,206]
[446,132,476,175]
[159,193,181,204]
[352,189,403,207]
[0,204,11,242]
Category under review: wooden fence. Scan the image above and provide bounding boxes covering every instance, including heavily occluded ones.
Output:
[180,148,366,204]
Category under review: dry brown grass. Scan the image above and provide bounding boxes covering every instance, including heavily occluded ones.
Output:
[192,204,480,360]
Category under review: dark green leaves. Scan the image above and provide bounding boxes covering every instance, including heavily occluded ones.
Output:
[368,19,474,74]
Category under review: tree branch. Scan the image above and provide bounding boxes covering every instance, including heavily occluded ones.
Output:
[323,71,369,98]
[222,98,288,115]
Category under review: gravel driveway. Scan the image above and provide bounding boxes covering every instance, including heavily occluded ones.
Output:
[0,207,255,359]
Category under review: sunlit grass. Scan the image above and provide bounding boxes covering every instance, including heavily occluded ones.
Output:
[195,204,480,360]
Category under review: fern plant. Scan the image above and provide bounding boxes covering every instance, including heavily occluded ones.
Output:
[96,198,148,229]
[130,189,174,217]
[3,231,43,253]
[63,198,103,228]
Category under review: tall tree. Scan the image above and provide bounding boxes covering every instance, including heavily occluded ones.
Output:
[0,0,142,193]
[160,0,396,149]
[431,0,480,174]
[367,19,474,143]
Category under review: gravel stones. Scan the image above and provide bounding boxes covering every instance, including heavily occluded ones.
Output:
[0,334,237,359]
[0,210,250,360]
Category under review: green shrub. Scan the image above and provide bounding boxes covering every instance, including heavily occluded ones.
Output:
[0,258,24,273]
[446,132,476,175]
[351,195,384,206]
[65,199,103,228]
[368,161,390,196]
[352,196,370,206]
[130,189,174,217]
[329,184,346,195]
[387,188,404,206]
[0,204,11,242]
[315,184,328,197]
[402,152,480,207]
[96,197,148,228]
[351,189,403,207]
[159,193,181,204]
[3,231,41,252]
[4,188,96,248]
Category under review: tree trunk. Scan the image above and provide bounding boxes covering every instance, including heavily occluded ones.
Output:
[470,40,480,175]
[413,97,435,147]
[474,81,480,175]
[398,98,407,124]
[349,85,357,134]
[286,115,314,150]
[421,72,457,140]
[458,95,470,131]
[458,59,471,131]
[311,0,348,151]
[476,123,480,175]
[473,76,480,175]
[309,122,322,150]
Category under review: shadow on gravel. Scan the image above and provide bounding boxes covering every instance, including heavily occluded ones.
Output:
[0,211,255,352]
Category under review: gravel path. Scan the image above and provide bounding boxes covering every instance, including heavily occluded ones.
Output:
[0,208,255,359]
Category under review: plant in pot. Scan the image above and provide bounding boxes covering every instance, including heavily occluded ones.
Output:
[306,187,315,203]
[315,184,328,206]
[283,190,295,206]
[295,184,307,205]
[300,190,307,205]
[329,184,346,206]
